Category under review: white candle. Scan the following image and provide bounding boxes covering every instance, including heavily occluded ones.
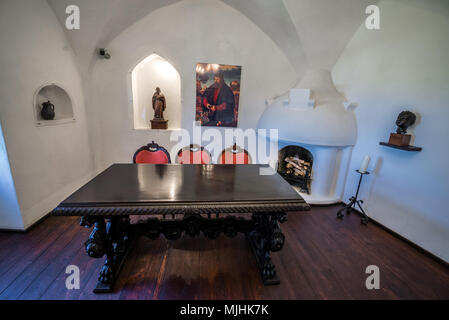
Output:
[359,155,370,173]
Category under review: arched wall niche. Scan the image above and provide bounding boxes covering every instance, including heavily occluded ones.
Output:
[33,83,75,126]
[130,53,182,130]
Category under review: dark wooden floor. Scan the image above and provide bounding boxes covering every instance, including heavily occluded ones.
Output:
[0,205,448,300]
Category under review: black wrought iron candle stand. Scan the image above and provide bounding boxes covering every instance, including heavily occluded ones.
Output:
[337,170,369,225]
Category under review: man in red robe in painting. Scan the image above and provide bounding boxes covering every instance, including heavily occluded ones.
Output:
[202,72,235,126]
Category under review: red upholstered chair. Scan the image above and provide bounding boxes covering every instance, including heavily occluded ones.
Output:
[218,144,252,164]
[133,141,171,164]
[176,144,212,164]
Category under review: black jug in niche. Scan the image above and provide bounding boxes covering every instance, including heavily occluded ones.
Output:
[41,100,55,120]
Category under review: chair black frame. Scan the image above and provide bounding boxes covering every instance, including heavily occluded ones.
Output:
[133,141,171,164]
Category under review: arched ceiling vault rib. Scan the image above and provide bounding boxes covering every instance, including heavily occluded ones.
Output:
[283,0,381,71]
[221,0,309,78]
[47,0,378,83]
[47,0,308,81]
[98,0,181,49]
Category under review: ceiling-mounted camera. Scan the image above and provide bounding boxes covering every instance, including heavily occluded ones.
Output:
[99,48,111,59]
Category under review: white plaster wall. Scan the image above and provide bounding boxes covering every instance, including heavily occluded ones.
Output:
[0,0,94,228]
[333,0,449,261]
[0,122,23,230]
[89,0,299,170]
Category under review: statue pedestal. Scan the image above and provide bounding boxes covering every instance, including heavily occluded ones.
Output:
[151,119,168,130]
[388,133,411,146]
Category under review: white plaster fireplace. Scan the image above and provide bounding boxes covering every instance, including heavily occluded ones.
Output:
[257,70,357,204]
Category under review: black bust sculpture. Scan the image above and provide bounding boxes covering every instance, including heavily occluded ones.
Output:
[395,111,416,134]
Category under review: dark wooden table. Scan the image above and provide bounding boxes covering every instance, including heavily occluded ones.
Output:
[52,164,310,293]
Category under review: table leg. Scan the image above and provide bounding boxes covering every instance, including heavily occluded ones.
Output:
[94,239,135,293]
[247,212,287,285]
[80,216,135,293]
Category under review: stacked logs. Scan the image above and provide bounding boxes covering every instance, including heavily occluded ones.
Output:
[284,156,310,177]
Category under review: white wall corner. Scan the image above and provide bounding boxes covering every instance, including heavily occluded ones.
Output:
[343,101,358,111]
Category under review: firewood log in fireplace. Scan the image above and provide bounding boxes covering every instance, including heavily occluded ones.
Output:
[293,168,306,176]
[285,157,310,168]
[284,163,306,177]
[285,159,307,170]
[278,145,313,194]
[284,158,301,170]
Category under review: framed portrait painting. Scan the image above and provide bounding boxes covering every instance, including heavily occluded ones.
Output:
[195,63,242,127]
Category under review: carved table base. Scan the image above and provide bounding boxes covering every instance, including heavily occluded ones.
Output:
[94,238,135,293]
[80,212,287,293]
[247,212,287,285]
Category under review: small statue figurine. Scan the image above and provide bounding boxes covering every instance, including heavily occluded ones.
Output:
[152,87,166,120]
[395,110,416,134]
[150,87,168,129]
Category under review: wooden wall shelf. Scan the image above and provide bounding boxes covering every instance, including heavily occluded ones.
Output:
[379,142,422,152]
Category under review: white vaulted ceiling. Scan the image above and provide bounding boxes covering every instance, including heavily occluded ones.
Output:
[222,0,308,76]
[47,0,181,75]
[283,0,379,70]
[47,0,379,78]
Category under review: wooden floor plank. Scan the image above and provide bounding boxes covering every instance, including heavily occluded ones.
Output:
[284,218,350,299]
[0,216,67,273]
[18,222,91,299]
[335,208,443,299]
[198,234,256,300]
[0,217,76,295]
[303,210,392,299]
[0,217,81,299]
[154,235,201,300]
[118,237,168,300]
[0,205,447,300]
[40,239,101,300]
[0,225,47,260]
